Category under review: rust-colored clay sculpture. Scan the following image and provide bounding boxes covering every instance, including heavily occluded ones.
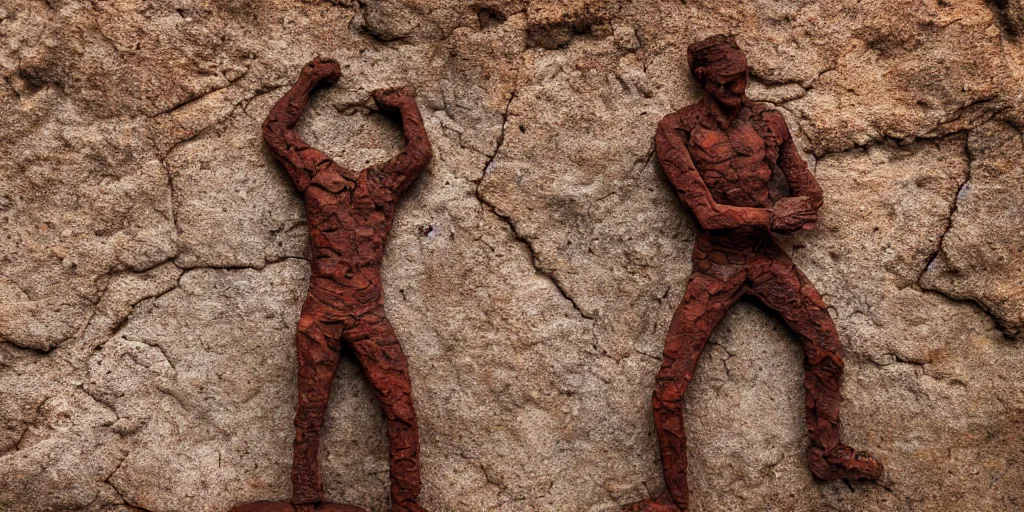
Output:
[231,58,432,512]
[625,35,883,512]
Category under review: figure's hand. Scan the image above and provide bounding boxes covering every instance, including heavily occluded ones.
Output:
[371,85,416,111]
[301,57,341,84]
[771,196,818,233]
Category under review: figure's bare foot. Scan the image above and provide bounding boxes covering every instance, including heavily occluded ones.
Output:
[808,444,883,481]
[622,493,683,512]
[371,86,416,111]
[301,57,341,84]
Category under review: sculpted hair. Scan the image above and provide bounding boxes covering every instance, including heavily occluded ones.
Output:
[686,34,743,79]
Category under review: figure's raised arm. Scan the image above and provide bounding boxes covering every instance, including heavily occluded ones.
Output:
[262,58,340,192]
[766,111,823,210]
[656,115,772,230]
[367,86,432,194]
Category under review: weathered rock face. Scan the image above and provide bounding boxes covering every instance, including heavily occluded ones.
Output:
[1,1,1022,511]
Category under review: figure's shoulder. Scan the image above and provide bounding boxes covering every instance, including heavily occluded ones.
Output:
[658,103,705,133]
[749,102,789,133]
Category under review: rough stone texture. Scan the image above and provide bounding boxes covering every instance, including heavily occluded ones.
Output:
[0,1,1022,511]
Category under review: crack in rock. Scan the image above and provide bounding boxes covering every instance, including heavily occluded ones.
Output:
[473,88,595,320]
[915,127,1019,339]
[145,66,251,120]
[917,136,973,283]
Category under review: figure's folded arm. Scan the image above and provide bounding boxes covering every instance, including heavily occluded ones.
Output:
[656,116,772,230]
[369,87,432,194]
[769,111,823,210]
[262,59,340,192]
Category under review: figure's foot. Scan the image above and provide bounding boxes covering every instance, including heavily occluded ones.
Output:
[228,501,367,512]
[622,493,683,512]
[808,444,883,481]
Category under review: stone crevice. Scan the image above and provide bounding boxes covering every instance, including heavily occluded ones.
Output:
[482,196,596,320]
[629,143,655,177]
[2,75,20,101]
[913,127,1018,340]
[172,254,310,272]
[0,397,49,456]
[917,286,1015,339]
[103,451,157,512]
[473,87,596,320]
[917,135,973,284]
[80,384,120,423]
[88,257,305,358]
[145,66,251,120]
[155,79,303,271]
[810,98,1008,159]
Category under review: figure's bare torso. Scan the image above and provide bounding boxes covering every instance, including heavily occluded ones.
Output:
[686,122,771,208]
[667,101,791,249]
[303,164,396,312]
[679,103,780,209]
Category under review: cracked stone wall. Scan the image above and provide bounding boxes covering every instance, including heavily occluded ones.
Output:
[1,0,1023,511]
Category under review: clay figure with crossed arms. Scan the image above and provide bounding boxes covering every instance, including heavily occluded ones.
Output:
[625,35,883,512]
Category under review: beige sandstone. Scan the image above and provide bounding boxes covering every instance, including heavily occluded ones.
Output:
[1,1,1022,510]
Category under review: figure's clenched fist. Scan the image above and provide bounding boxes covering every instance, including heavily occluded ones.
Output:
[301,57,341,84]
[770,196,818,233]
[372,86,416,111]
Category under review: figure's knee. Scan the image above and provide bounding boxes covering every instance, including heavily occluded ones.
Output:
[653,365,689,412]
[357,347,415,406]
[798,314,844,369]
[805,345,844,383]
[657,334,704,382]
[779,301,844,360]
[802,334,845,398]
[389,395,418,426]
[347,314,410,374]
[295,403,327,430]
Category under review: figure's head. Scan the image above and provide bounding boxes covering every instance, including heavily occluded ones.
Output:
[687,34,748,109]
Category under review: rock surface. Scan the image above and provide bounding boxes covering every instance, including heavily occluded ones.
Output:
[1,1,1022,511]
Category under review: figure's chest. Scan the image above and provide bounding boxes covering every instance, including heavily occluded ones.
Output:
[687,123,767,166]
[304,185,393,234]
[686,123,777,207]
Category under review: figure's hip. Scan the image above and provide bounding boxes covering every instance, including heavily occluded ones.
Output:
[690,230,796,285]
[693,229,782,261]
[303,272,384,321]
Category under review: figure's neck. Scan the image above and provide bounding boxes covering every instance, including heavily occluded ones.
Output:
[703,96,745,129]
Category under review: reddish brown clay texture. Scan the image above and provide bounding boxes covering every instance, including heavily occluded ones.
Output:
[624,35,883,512]
[230,58,432,512]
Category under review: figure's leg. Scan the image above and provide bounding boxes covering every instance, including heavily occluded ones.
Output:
[747,255,882,481]
[345,308,425,512]
[292,308,343,504]
[626,270,745,512]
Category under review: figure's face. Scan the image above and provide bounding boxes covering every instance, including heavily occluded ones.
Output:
[701,69,747,109]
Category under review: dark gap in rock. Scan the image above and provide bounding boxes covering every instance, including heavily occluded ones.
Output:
[984,0,1022,37]
[477,6,506,30]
